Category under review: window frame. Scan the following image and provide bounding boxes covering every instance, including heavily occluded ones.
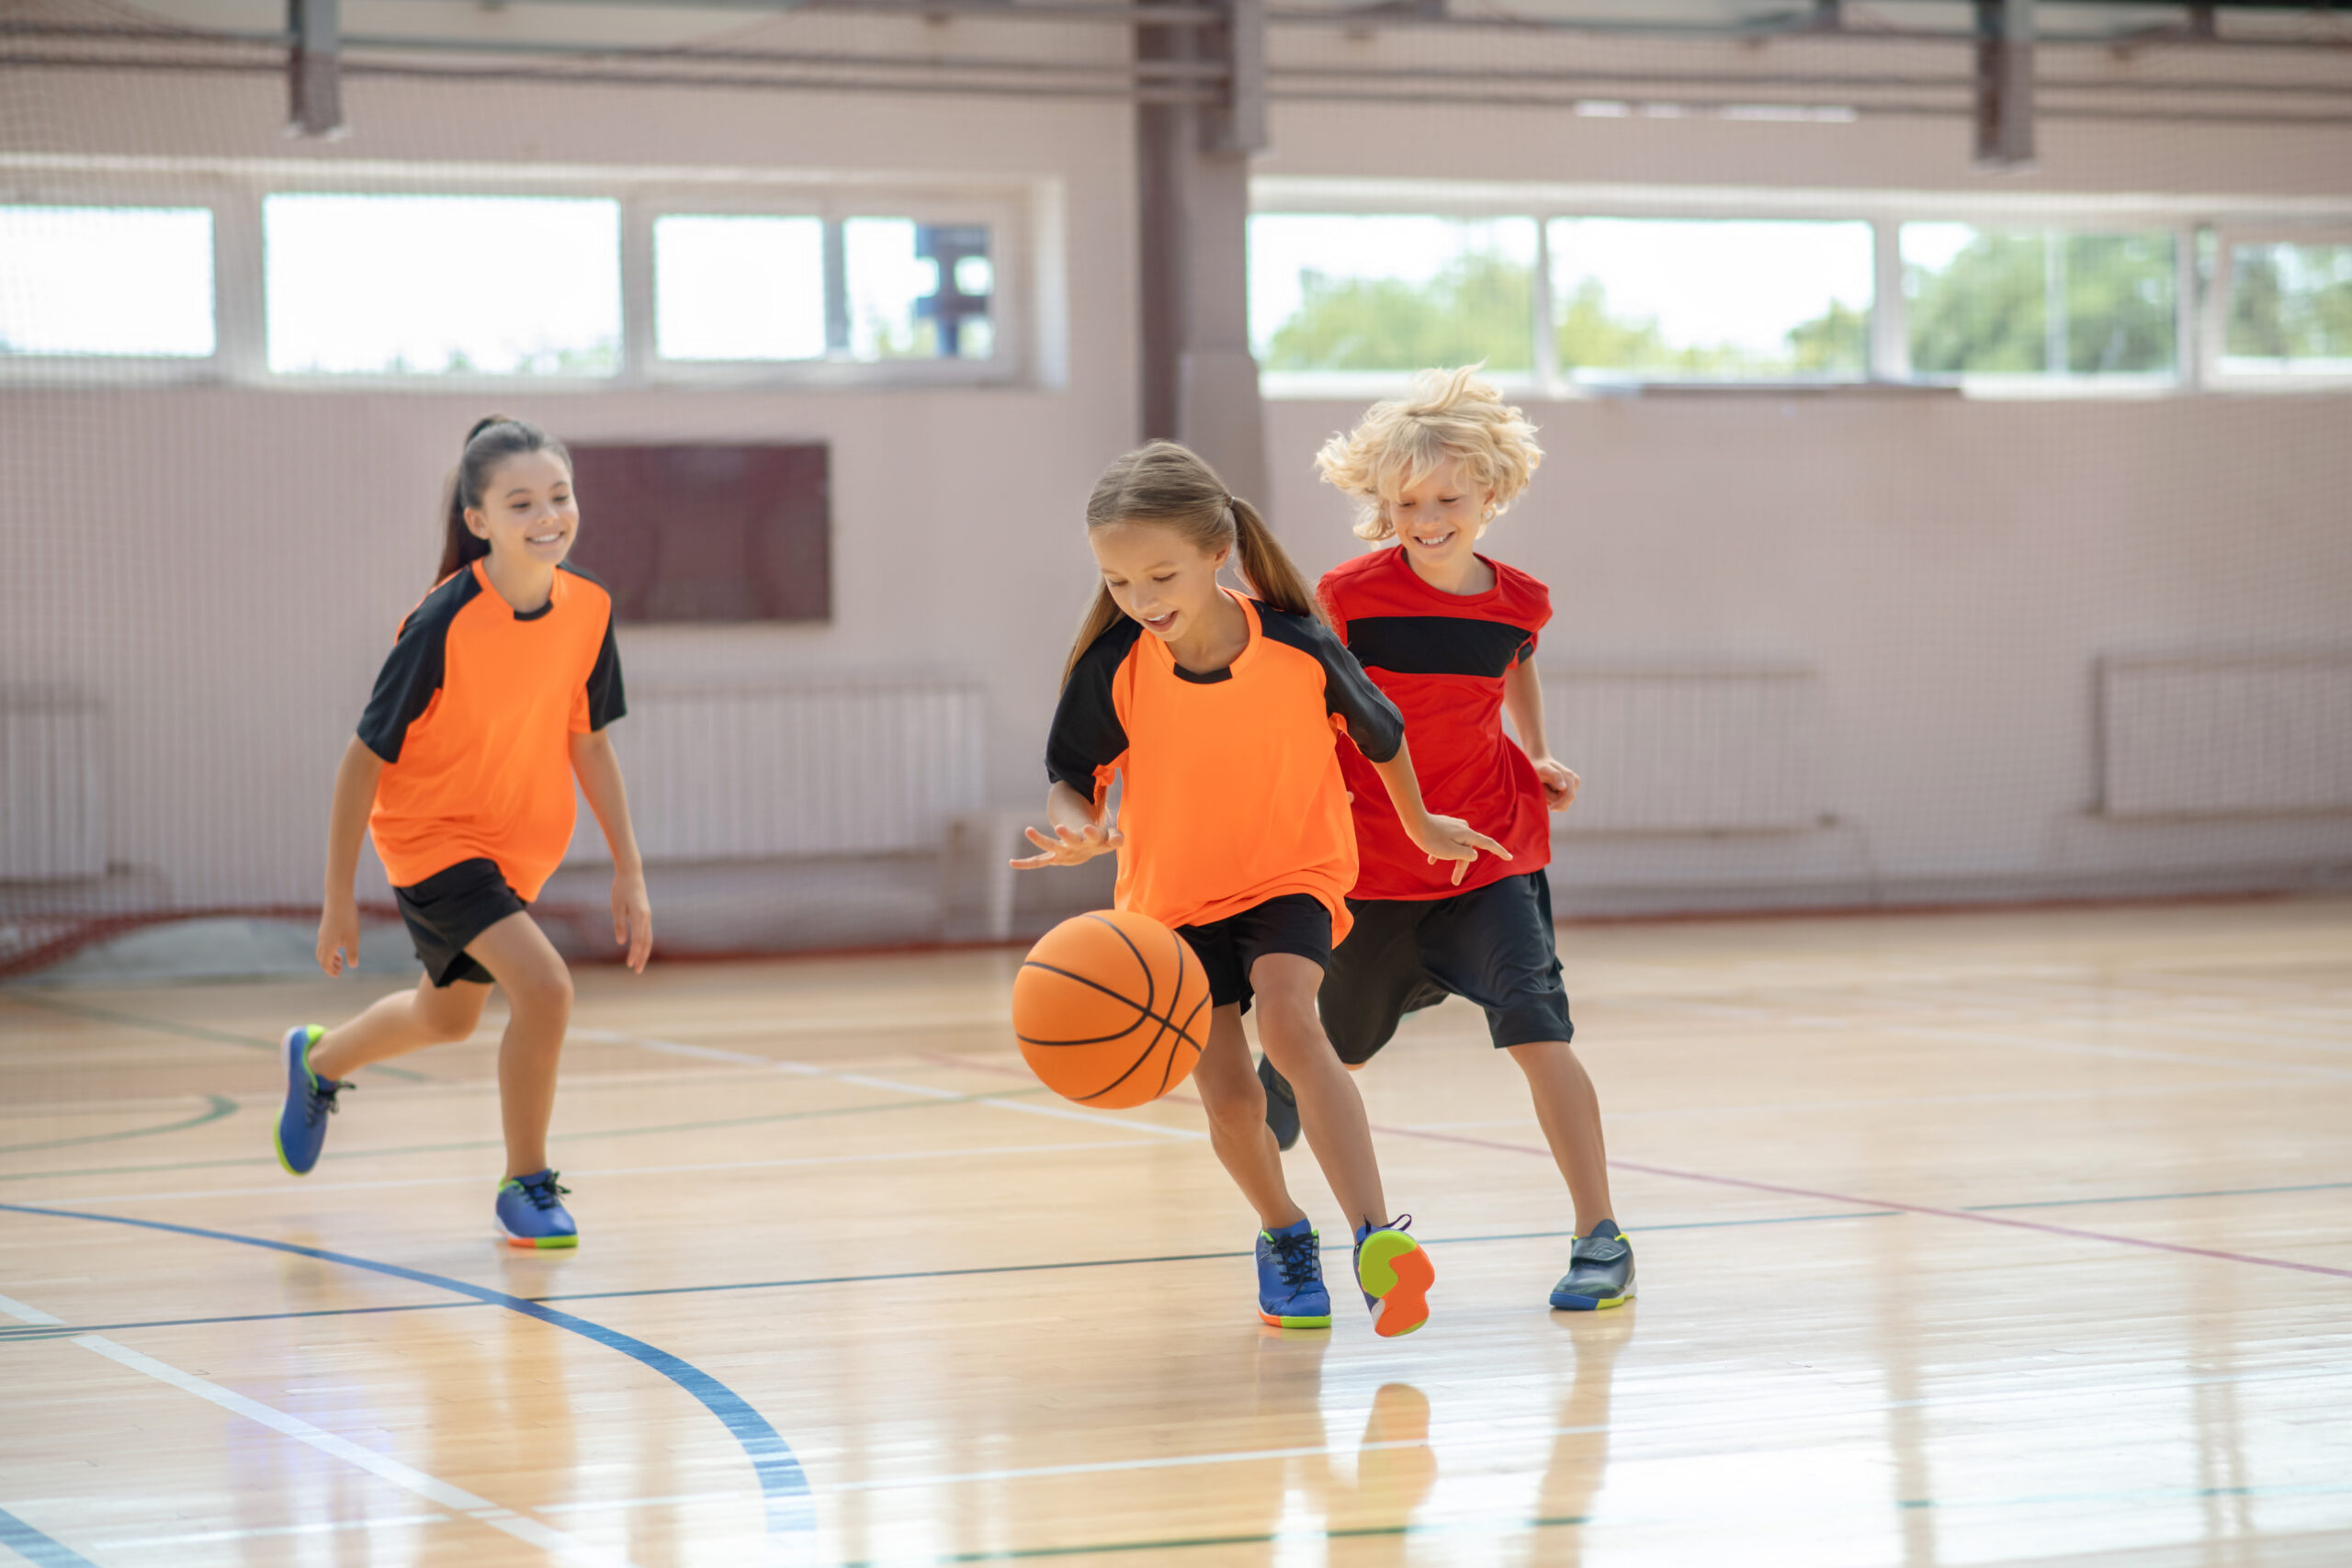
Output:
[631,186,1024,389]
[2204,222,2352,392]
[257,180,628,390]
[0,156,1039,392]
[0,175,241,387]
[1250,177,2352,400]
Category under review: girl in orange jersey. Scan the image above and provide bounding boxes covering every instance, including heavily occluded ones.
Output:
[275,416,651,1249]
[1014,441,1509,1337]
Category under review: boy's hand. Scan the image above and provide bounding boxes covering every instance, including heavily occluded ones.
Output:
[1012,820,1125,870]
[1409,813,1511,886]
[612,869,653,973]
[1531,756,1581,811]
[316,896,360,977]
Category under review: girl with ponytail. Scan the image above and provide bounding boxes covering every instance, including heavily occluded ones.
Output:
[1019,440,1508,1337]
[276,415,650,1251]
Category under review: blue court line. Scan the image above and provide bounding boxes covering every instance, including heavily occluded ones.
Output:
[1966,1179,2352,1213]
[0,1201,811,1546]
[0,1506,99,1568]
[0,1207,1900,1344]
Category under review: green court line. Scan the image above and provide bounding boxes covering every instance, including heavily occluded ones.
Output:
[0,993,430,1083]
[0,1208,1900,1343]
[836,1512,1596,1565]
[1967,1179,2352,1212]
[0,1083,1058,1185]
[0,1094,237,1156]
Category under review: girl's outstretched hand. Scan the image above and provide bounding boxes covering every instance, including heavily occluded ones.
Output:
[1411,813,1512,886]
[613,870,653,973]
[316,896,360,977]
[1011,820,1125,870]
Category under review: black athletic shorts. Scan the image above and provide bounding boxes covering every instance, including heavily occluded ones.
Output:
[1177,893,1334,1015]
[394,856,528,988]
[1319,870,1573,1064]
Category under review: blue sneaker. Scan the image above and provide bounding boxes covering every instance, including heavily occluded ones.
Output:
[1353,1216,1435,1338]
[1550,1220,1635,1311]
[273,1024,349,1176]
[1255,1217,1331,1327]
[496,1168,578,1248]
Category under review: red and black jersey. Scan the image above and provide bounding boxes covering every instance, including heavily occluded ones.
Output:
[1318,547,1553,901]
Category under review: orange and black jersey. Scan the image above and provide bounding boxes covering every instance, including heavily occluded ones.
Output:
[358,559,625,901]
[1046,591,1405,943]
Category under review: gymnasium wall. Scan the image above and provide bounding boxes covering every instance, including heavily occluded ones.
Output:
[4,29,2349,935]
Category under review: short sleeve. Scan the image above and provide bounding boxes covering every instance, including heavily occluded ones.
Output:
[1046,621,1138,806]
[356,597,456,763]
[1510,570,1551,665]
[578,615,627,733]
[1300,618,1405,764]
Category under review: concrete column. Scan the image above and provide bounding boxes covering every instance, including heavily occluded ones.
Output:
[1136,0,1270,510]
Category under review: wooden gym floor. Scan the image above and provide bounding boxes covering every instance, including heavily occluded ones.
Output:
[2,897,2349,1567]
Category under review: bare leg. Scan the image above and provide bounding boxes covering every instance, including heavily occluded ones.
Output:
[459,913,574,1180]
[308,973,491,1079]
[1193,1001,1308,1231]
[1508,1040,1614,1235]
[1253,954,1388,1234]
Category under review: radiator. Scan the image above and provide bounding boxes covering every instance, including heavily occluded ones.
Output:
[0,693,107,879]
[2101,652,2352,818]
[1542,669,1823,833]
[569,684,987,863]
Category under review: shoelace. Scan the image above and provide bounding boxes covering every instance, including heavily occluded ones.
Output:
[514,1171,571,1211]
[304,1078,350,1126]
[1266,1228,1320,1288]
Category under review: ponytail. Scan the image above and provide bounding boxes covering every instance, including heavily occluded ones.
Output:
[1063,441,1322,685]
[435,414,570,584]
[1226,495,1317,622]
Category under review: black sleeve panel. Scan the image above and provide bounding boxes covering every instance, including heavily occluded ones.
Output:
[1046,618,1142,803]
[1345,615,1541,679]
[584,613,628,731]
[356,570,477,763]
[1258,605,1407,765]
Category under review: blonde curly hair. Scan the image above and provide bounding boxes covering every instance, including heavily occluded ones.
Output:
[1314,366,1544,543]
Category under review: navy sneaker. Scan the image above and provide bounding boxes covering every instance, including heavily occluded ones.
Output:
[495,1168,578,1249]
[1550,1220,1634,1311]
[273,1024,349,1176]
[1258,1055,1301,1152]
[1353,1216,1434,1338]
[1255,1217,1331,1327]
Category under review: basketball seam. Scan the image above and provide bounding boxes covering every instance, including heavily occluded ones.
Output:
[1017,960,1204,1050]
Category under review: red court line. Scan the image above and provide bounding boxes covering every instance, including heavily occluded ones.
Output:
[1380,1123,2352,1283]
[915,1051,2352,1282]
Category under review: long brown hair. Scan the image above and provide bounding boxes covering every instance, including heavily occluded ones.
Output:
[436,415,571,583]
[1061,442,1318,685]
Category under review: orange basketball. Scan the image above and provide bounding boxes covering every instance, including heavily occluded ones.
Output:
[1013,910,1210,1108]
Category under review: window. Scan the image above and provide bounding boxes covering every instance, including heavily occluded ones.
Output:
[1548,218,1871,380]
[1904,225,2175,378]
[264,194,620,376]
[0,205,214,358]
[2224,241,2352,375]
[654,215,826,362]
[844,218,994,361]
[1249,215,1539,374]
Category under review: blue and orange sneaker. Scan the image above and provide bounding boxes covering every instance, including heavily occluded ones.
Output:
[273,1024,349,1176]
[495,1169,578,1248]
[1549,1220,1634,1311]
[1256,1217,1331,1327]
[1354,1216,1435,1338]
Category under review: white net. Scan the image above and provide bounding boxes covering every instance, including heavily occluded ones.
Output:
[4,0,2349,982]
